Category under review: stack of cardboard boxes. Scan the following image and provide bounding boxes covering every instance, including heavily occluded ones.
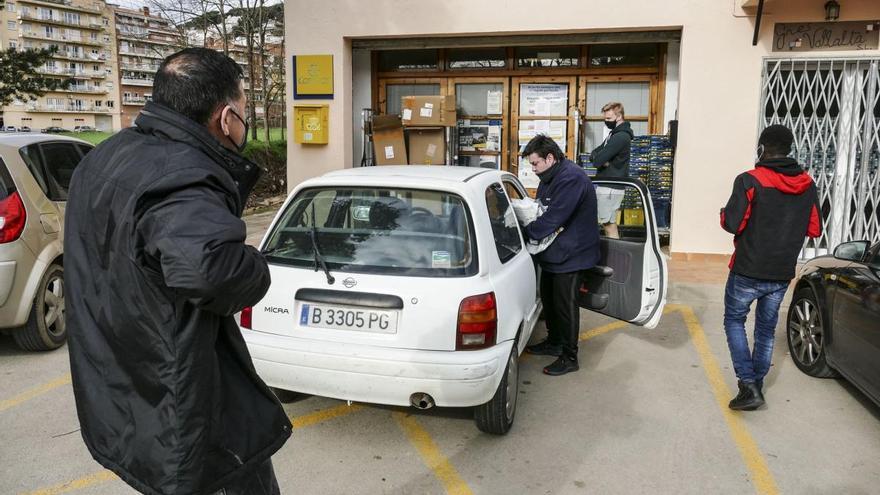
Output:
[372,95,456,166]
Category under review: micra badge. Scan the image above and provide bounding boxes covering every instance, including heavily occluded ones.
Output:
[342,277,357,288]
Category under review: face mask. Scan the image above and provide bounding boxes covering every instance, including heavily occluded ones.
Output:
[604,120,617,130]
[225,106,248,153]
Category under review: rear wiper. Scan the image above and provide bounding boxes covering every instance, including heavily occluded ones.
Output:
[310,202,335,285]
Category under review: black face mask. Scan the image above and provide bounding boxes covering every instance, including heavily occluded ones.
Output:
[225,107,248,153]
[604,120,617,130]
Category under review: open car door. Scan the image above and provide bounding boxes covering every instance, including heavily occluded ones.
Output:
[578,177,668,329]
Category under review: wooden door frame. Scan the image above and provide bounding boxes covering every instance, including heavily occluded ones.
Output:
[376,78,448,114]
[577,74,665,138]
[446,76,510,170]
[510,76,578,176]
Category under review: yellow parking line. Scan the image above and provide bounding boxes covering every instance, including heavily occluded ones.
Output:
[0,374,71,413]
[19,402,366,495]
[671,304,780,495]
[393,412,473,495]
[291,403,364,429]
[20,470,117,495]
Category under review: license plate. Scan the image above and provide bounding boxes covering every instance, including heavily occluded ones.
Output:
[297,303,399,334]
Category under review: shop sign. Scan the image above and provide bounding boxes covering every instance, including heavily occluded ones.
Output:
[773,21,880,52]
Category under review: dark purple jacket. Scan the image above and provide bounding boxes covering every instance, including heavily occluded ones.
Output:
[525,159,601,273]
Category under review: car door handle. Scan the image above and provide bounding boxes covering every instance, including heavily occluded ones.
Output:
[646,287,656,292]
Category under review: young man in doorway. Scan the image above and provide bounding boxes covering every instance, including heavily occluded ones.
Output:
[720,124,821,410]
[589,102,633,239]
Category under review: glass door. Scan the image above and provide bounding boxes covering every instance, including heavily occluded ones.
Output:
[510,77,577,190]
[450,78,508,169]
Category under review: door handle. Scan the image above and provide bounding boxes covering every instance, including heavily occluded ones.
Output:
[646,287,656,292]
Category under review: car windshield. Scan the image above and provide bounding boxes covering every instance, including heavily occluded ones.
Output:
[263,187,477,277]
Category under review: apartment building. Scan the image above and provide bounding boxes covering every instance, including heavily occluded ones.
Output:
[0,0,120,131]
[113,6,177,128]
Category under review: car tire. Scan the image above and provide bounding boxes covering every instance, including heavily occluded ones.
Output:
[271,387,301,404]
[786,287,838,378]
[474,346,518,435]
[14,264,67,352]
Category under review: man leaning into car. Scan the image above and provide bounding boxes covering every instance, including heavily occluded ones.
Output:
[64,48,290,494]
[522,135,601,376]
[720,124,821,411]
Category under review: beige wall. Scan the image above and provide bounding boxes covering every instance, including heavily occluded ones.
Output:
[286,0,880,255]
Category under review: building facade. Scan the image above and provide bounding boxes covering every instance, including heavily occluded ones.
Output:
[285,0,880,258]
[0,0,120,131]
[112,6,177,128]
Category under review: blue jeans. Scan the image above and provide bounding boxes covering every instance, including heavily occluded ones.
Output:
[723,272,789,384]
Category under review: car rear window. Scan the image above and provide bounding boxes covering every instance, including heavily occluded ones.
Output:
[0,158,15,200]
[263,187,478,277]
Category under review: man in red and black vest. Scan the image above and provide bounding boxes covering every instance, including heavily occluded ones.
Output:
[720,124,821,411]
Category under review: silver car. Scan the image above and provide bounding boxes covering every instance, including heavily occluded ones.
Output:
[0,135,92,350]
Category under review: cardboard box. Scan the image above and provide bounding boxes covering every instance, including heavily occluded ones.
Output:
[372,115,407,165]
[407,128,446,165]
[401,95,456,127]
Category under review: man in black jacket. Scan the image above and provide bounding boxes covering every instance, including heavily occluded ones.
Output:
[720,124,821,411]
[589,102,633,239]
[65,48,290,494]
[522,135,600,376]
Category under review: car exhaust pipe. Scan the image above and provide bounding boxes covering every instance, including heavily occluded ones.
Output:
[410,393,435,410]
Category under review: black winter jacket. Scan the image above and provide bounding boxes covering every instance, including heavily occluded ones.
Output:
[525,159,601,273]
[64,102,291,495]
[720,158,822,281]
[589,121,633,179]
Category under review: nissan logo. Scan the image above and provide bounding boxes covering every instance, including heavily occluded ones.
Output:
[342,277,357,289]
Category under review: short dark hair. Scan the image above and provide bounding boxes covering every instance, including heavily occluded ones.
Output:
[759,124,794,157]
[521,134,565,163]
[152,47,244,126]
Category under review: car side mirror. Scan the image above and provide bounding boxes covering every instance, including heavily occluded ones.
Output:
[833,241,870,262]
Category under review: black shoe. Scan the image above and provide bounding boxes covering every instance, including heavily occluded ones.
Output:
[526,340,562,356]
[543,355,579,376]
[728,381,765,411]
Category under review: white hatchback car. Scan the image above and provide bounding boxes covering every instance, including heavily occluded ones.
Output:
[241,166,667,434]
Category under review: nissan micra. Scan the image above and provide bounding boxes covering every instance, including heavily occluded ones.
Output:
[240,166,667,434]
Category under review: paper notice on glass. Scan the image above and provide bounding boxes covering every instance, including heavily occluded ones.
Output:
[518,161,540,189]
[533,119,551,136]
[487,90,502,115]
[487,126,501,151]
[520,84,568,116]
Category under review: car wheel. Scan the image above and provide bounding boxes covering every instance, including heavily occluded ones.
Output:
[14,264,67,351]
[786,287,838,378]
[474,346,518,435]
[271,387,301,404]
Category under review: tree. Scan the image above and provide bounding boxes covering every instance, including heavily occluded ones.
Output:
[0,48,72,107]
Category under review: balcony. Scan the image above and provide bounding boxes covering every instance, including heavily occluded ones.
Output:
[119,62,160,72]
[18,11,104,31]
[19,0,103,15]
[26,103,109,113]
[118,46,169,59]
[122,97,147,106]
[50,51,105,62]
[38,66,106,78]
[56,85,109,94]
[121,78,153,87]
[20,31,104,47]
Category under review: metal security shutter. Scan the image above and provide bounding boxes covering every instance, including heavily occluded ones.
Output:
[352,31,681,50]
[760,58,880,258]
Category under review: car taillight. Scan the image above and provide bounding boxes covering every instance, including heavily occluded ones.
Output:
[0,191,26,244]
[456,292,497,350]
[240,306,253,329]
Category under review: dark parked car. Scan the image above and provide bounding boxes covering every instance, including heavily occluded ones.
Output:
[787,240,880,406]
[41,126,69,134]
